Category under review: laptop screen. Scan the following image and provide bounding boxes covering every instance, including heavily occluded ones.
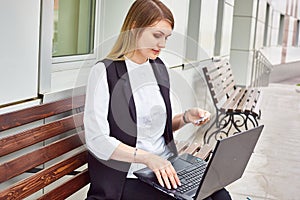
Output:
[195,125,264,199]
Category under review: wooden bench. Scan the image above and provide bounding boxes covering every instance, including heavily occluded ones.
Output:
[176,140,212,161]
[202,58,262,144]
[0,95,212,199]
[0,95,88,200]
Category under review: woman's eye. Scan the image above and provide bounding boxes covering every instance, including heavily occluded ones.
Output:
[153,33,162,39]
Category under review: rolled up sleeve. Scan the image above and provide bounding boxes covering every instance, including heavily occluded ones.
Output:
[84,62,121,160]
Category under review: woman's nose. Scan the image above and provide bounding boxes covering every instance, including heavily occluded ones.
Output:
[158,38,166,48]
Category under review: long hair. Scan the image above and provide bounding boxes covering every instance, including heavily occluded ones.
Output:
[106,0,174,60]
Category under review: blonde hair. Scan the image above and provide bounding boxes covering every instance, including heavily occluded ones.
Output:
[106,0,174,60]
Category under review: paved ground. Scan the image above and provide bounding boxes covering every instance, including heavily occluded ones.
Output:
[227,83,300,200]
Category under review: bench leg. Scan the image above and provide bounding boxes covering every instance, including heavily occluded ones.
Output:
[245,114,258,129]
[258,109,261,120]
[203,113,231,144]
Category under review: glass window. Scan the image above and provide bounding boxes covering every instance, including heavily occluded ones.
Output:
[278,14,284,45]
[52,0,96,57]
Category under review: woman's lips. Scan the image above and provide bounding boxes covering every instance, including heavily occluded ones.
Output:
[152,49,160,54]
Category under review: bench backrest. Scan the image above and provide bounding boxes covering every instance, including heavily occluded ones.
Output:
[0,95,89,200]
[202,59,236,106]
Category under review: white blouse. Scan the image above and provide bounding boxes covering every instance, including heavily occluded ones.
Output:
[84,58,172,178]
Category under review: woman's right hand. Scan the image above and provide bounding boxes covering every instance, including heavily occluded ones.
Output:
[144,153,181,189]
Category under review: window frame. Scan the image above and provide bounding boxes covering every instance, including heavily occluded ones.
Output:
[39,0,101,93]
[52,0,99,65]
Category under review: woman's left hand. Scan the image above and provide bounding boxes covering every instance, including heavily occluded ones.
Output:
[183,108,211,126]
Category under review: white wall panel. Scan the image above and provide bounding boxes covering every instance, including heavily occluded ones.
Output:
[230,50,254,86]
[231,17,255,50]
[270,28,279,45]
[234,0,256,17]
[220,3,234,56]
[271,0,287,13]
[288,18,296,45]
[225,0,235,6]
[100,0,134,57]
[169,64,214,141]
[257,0,267,22]
[198,0,218,58]
[271,11,281,29]
[0,0,40,105]
[161,0,190,66]
[255,21,266,48]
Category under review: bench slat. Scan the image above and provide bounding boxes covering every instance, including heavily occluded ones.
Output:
[252,91,262,116]
[227,88,247,112]
[214,77,235,102]
[0,150,87,200]
[245,89,261,113]
[220,87,242,112]
[0,95,85,132]
[194,144,213,160]
[0,112,83,157]
[203,59,228,73]
[176,141,189,154]
[37,169,89,200]
[211,71,235,101]
[236,89,253,112]
[182,142,201,155]
[223,90,243,112]
[0,131,85,183]
[207,64,229,81]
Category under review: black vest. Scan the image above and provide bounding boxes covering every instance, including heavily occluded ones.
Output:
[87,58,178,200]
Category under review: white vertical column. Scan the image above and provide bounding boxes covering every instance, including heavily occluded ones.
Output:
[230,0,260,86]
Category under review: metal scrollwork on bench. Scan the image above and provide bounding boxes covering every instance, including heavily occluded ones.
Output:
[203,112,259,144]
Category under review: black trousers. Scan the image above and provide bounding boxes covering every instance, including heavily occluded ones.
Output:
[121,178,232,200]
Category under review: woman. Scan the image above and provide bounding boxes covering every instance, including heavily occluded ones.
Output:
[84,0,232,199]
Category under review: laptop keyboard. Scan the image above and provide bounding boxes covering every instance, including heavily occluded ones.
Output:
[176,161,207,194]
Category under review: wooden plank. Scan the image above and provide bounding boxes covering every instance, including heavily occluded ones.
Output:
[222,72,235,88]
[229,88,247,111]
[215,81,235,104]
[203,59,229,73]
[220,87,242,112]
[194,144,213,160]
[207,64,228,81]
[203,62,234,104]
[0,151,88,200]
[176,141,189,154]
[210,79,225,101]
[0,95,85,132]
[245,89,261,113]
[236,89,252,112]
[252,91,262,116]
[37,169,89,200]
[0,112,84,157]
[226,88,246,112]
[182,142,201,155]
[0,131,85,183]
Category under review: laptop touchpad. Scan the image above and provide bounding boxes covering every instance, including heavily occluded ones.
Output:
[172,158,192,171]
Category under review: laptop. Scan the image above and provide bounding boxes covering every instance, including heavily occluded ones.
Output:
[134,125,264,200]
